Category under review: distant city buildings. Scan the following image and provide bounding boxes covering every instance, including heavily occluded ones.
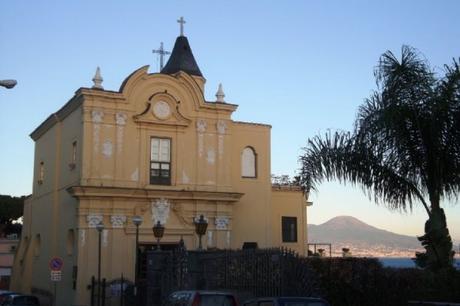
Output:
[0,234,19,289]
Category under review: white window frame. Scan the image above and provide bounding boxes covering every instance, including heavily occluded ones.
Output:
[241,146,257,178]
[150,137,171,185]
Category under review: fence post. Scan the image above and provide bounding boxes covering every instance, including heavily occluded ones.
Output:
[120,274,124,306]
[146,250,168,306]
[102,278,106,306]
[90,276,95,306]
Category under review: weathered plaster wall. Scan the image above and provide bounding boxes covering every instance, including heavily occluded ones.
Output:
[271,187,308,255]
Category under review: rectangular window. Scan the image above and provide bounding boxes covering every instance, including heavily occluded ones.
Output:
[150,138,171,185]
[69,141,77,170]
[38,162,44,184]
[282,216,297,243]
[72,141,77,163]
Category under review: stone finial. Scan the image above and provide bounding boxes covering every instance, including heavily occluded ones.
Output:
[215,83,225,102]
[92,66,104,90]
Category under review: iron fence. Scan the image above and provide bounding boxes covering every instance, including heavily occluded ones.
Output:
[143,244,320,305]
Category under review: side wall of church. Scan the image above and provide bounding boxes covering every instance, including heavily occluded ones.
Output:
[230,122,272,249]
[11,106,83,305]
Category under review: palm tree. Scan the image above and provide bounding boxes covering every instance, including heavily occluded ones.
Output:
[299,46,460,270]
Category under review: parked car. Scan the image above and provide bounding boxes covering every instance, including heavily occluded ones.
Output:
[242,297,330,306]
[1,294,40,306]
[0,291,17,305]
[164,290,239,306]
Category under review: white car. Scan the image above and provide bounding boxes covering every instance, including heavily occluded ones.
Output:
[242,297,330,306]
[164,290,239,306]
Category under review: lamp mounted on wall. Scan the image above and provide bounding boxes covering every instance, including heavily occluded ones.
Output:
[194,214,208,251]
[152,221,165,251]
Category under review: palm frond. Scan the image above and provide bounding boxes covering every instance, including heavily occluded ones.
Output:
[299,131,428,212]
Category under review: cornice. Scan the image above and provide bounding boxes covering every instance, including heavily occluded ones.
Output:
[30,87,127,141]
[271,185,303,192]
[67,185,244,202]
[233,121,272,128]
[30,93,84,141]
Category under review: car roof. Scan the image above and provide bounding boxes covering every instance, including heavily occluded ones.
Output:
[245,297,327,302]
[0,291,15,295]
[171,290,236,295]
[279,297,325,300]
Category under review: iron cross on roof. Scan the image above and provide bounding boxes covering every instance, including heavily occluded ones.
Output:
[152,42,171,71]
[177,16,186,36]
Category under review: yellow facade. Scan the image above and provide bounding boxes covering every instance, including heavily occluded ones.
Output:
[11,35,310,306]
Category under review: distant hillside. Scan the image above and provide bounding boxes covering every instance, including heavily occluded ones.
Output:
[308,216,423,257]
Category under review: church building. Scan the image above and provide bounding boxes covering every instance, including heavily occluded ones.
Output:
[11,21,310,306]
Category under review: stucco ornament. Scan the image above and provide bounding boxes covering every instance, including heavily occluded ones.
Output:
[196,119,207,133]
[207,231,213,247]
[206,148,216,165]
[115,112,127,125]
[226,231,231,248]
[131,168,139,181]
[110,215,127,228]
[153,101,171,119]
[92,110,104,123]
[197,119,206,157]
[217,120,227,158]
[92,110,103,154]
[80,229,86,247]
[216,120,227,134]
[151,198,171,225]
[215,216,230,230]
[182,170,190,184]
[87,214,103,228]
[102,140,113,158]
[102,229,108,247]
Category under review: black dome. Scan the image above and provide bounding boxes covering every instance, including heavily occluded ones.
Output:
[161,36,203,77]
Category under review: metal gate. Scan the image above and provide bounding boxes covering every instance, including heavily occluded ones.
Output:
[144,243,320,306]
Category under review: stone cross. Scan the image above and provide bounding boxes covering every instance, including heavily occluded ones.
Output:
[177,16,186,36]
[152,42,171,70]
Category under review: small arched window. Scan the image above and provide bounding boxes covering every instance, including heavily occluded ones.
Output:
[241,147,257,178]
[38,162,44,184]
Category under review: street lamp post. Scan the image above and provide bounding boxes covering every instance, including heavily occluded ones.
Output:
[132,216,143,302]
[152,221,165,251]
[194,215,208,251]
[95,222,104,306]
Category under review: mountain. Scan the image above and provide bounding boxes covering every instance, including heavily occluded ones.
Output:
[308,216,423,257]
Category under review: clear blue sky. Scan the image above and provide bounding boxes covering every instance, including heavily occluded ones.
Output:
[1,1,459,242]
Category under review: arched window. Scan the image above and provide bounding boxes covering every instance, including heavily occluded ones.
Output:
[241,147,257,178]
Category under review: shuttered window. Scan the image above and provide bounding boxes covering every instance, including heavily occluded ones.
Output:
[150,138,171,185]
[281,216,297,243]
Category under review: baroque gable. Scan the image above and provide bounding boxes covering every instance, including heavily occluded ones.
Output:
[132,91,191,128]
